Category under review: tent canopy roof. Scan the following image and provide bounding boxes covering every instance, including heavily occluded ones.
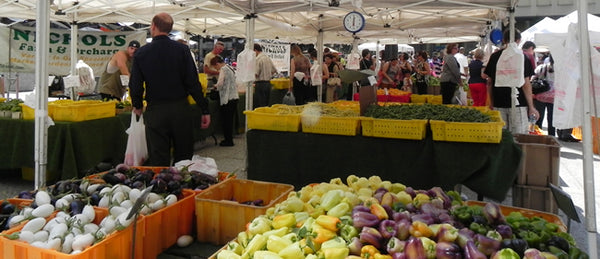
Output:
[0,0,513,44]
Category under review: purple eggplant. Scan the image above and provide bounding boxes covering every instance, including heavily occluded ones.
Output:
[475,234,501,256]
[359,227,384,249]
[387,237,406,254]
[395,219,411,240]
[379,219,397,239]
[348,237,363,255]
[352,211,380,228]
[404,236,426,259]
[464,240,486,259]
[435,242,462,259]
[483,202,507,225]
[495,224,513,239]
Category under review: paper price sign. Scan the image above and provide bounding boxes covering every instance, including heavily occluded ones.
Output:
[63,75,81,89]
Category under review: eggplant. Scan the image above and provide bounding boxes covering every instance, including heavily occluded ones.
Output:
[102,173,122,185]
[70,200,84,216]
[546,236,569,253]
[18,191,34,200]
[501,239,529,257]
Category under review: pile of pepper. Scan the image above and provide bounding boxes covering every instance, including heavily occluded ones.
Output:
[364,103,492,122]
[216,176,588,259]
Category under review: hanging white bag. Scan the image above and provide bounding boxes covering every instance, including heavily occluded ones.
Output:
[124,113,148,166]
[495,42,524,88]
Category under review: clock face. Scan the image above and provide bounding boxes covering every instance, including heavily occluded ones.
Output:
[343,11,365,33]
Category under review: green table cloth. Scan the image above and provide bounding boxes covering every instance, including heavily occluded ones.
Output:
[0,116,127,181]
[247,129,522,201]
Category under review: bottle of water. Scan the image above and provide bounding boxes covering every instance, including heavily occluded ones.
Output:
[528,114,538,134]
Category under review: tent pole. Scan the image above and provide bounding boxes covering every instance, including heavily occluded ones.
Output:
[577,0,598,257]
[317,15,324,103]
[34,0,50,190]
[70,16,79,100]
[245,14,255,113]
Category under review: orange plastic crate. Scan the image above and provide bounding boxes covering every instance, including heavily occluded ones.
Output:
[142,189,197,259]
[0,207,145,259]
[195,179,294,245]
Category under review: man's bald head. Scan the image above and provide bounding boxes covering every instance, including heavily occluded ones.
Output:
[152,12,173,34]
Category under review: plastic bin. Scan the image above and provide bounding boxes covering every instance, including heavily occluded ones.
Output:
[0,207,145,259]
[195,179,294,245]
[301,116,361,136]
[370,118,428,140]
[512,184,559,214]
[142,189,196,259]
[513,134,560,186]
[53,101,115,122]
[244,107,301,132]
[430,115,504,143]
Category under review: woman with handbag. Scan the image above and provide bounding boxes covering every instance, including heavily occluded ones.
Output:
[324,53,342,102]
[413,51,431,94]
[439,43,462,104]
[213,56,239,146]
[532,55,558,137]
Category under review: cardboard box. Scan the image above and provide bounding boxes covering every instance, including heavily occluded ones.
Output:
[195,179,294,245]
[512,184,558,214]
[513,134,561,186]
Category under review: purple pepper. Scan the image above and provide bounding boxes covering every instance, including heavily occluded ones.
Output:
[429,187,452,209]
[352,205,371,214]
[387,237,406,254]
[348,237,363,255]
[411,213,435,225]
[464,240,487,259]
[435,242,462,259]
[483,202,507,225]
[392,211,411,222]
[495,224,513,239]
[475,234,501,256]
[391,252,407,259]
[395,219,411,240]
[359,227,384,249]
[352,211,380,228]
[379,219,398,239]
[404,236,426,259]
[456,227,475,248]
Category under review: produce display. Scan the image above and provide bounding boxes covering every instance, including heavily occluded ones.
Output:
[215,176,588,259]
[365,103,492,122]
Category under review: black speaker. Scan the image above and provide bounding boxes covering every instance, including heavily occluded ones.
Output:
[383,44,398,61]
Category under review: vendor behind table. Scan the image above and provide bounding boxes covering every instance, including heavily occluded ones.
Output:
[98,40,139,101]
[253,43,278,109]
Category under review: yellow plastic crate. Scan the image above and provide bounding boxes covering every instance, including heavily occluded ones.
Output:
[371,119,428,140]
[361,117,374,136]
[410,94,431,103]
[329,100,360,115]
[301,116,361,136]
[19,103,57,120]
[53,101,116,122]
[270,78,291,90]
[429,117,504,143]
[244,107,301,132]
[428,95,442,104]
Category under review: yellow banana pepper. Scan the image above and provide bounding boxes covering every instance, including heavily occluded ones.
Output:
[273,213,296,229]
[267,235,293,253]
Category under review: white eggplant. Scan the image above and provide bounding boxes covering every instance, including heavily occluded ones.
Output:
[31,204,55,218]
[22,217,46,232]
[35,191,51,205]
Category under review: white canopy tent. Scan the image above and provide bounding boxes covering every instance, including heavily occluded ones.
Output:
[520,16,555,43]
[358,42,414,54]
[0,0,510,44]
[2,0,599,255]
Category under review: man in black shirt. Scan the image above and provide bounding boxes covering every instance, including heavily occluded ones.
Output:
[129,12,211,166]
[484,29,539,134]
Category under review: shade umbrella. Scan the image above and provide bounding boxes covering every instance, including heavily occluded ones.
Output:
[338,69,375,84]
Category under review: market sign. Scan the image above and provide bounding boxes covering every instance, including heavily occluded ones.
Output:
[259,42,290,74]
[0,26,146,76]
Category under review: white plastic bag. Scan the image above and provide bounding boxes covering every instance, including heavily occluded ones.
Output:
[124,113,148,166]
[174,155,218,177]
[310,63,323,86]
[282,91,296,105]
[495,42,525,88]
[236,48,256,83]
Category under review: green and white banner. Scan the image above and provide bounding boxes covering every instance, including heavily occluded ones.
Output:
[0,26,146,76]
